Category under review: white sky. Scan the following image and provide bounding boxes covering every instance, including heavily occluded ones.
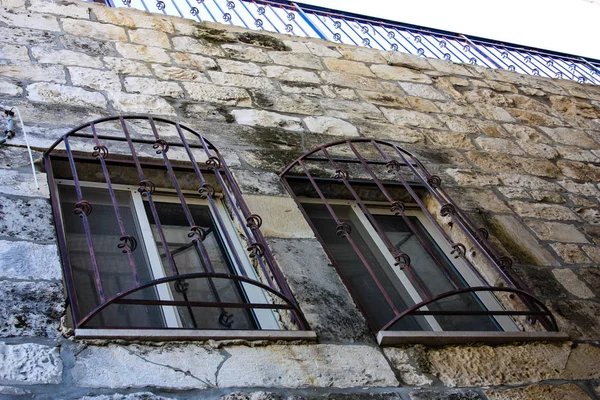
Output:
[300,0,600,60]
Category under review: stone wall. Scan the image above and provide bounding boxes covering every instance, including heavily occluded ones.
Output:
[0,0,599,398]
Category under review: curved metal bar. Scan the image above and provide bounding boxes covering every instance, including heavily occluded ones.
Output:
[77,272,302,328]
[380,286,558,332]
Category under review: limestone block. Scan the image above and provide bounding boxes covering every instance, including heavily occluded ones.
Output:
[541,127,598,148]
[509,201,579,221]
[438,115,479,133]
[321,85,358,100]
[69,67,122,92]
[320,71,383,91]
[399,82,445,100]
[0,281,64,337]
[337,46,386,63]
[208,71,274,90]
[217,59,263,76]
[183,83,250,106]
[552,269,595,298]
[358,90,409,108]
[303,116,358,137]
[382,51,432,70]
[427,343,571,387]
[583,246,600,263]
[0,63,65,83]
[551,243,591,264]
[0,26,55,46]
[445,169,500,186]
[0,0,25,7]
[263,66,321,84]
[127,28,170,49]
[465,89,513,106]
[405,97,440,113]
[27,83,107,109]
[72,344,224,389]
[116,43,170,64]
[485,384,591,400]
[217,344,398,388]
[321,99,384,122]
[305,42,341,58]
[445,187,510,213]
[171,52,218,70]
[438,102,478,117]
[357,122,425,143]
[370,64,431,84]
[549,299,600,340]
[381,109,444,129]
[124,77,183,98]
[564,344,600,379]
[557,146,599,162]
[0,343,62,384]
[266,51,321,70]
[108,92,175,115]
[383,347,434,386]
[508,109,565,127]
[230,170,285,196]
[0,44,29,61]
[60,35,119,58]
[526,221,589,243]
[171,36,225,57]
[0,80,22,96]
[426,131,475,150]
[27,0,89,18]
[0,386,30,396]
[103,57,152,76]
[92,6,174,33]
[62,19,128,42]
[529,190,565,204]
[152,65,208,82]
[513,157,561,178]
[221,44,271,63]
[250,90,321,115]
[322,57,374,77]
[472,103,515,122]
[0,196,53,241]
[0,8,59,31]
[231,109,302,131]
[500,173,561,192]
[243,195,313,238]
[0,240,61,281]
[557,160,600,180]
[427,58,476,77]
[549,95,599,118]
[474,137,525,155]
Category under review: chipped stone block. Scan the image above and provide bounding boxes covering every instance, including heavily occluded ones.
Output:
[115,43,170,64]
[0,63,65,84]
[128,28,170,49]
[358,91,409,108]
[31,48,103,69]
[0,240,61,280]
[438,115,479,133]
[320,71,383,91]
[263,66,321,84]
[399,82,445,100]
[381,109,444,129]
[250,90,321,115]
[217,59,263,76]
[69,67,122,92]
[103,57,153,76]
[369,64,432,84]
[541,127,598,149]
[222,44,272,63]
[426,131,475,150]
[92,6,174,33]
[472,103,515,122]
[108,92,175,115]
[152,65,208,82]
[469,151,522,174]
[557,160,600,180]
[171,36,225,57]
[27,83,107,109]
[0,342,62,384]
[427,342,571,387]
[62,19,128,42]
[124,77,183,98]
[303,116,358,136]
[0,26,55,46]
[0,281,64,337]
[337,46,386,64]
[231,109,302,131]
[323,58,374,77]
[184,83,250,106]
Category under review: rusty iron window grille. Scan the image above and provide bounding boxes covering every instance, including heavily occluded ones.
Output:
[44,115,309,333]
[280,138,559,336]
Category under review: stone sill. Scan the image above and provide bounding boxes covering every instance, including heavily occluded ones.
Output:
[377,331,570,346]
[75,329,318,342]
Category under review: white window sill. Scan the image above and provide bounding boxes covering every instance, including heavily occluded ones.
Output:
[377,331,569,346]
[75,329,317,342]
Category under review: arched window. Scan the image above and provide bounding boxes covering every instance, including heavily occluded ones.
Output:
[45,116,311,340]
[281,138,560,344]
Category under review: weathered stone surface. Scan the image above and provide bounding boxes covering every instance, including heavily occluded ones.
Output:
[564,344,600,380]
[28,0,89,18]
[103,57,152,76]
[0,196,54,241]
[60,35,118,57]
[321,99,384,122]
[124,77,183,98]
[321,85,358,100]
[62,19,128,42]
[93,5,173,31]
[370,64,431,83]
[553,269,595,299]
[359,90,411,109]
[0,240,61,281]
[268,52,322,70]
[337,46,386,63]
[438,102,478,117]
[218,345,398,388]
[549,300,600,340]
[485,384,591,400]
[383,347,434,386]
[357,122,425,143]
[32,47,103,68]
[320,71,383,91]
[263,66,321,84]
[69,67,122,92]
[303,116,358,136]
[0,80,22,96]
[383,51,431,70]
[409,389,482,400]
[27,83,107,109]
[0,342,62,384]
[427,58,475,76]
[472,103,515,122]
[541,127,598,148]
[231,109,302,131]
[445,188,510,213]
[0,8,59,31]
[498,173,561,192]
[0,25,55,46]
[270,239,372,343]
[116,43,170,64]
[526,221,589,243]
[151,65,208,82]
[406,97,440,113]
[222,44,271,63]
[0,281,63,337]
[208,71,274,90]
[550,95,599,118]
[399,82,445,100]
[0,63,65,83]
[474,137,524,155]
[184,83,250,106]
[508,108,565,127]
[381,109,444,129]
[551,243,591,264]
[217,59,263,76]
[557,146,598,162]
[437,115,479,133]
[557,160,600,181]
[231,170,285,196]
[425,131,475,150]
[251,90,321,115]
[108,92,175,115]
[305,42,341,58]
[446,169,500,186]
[513,157,561,178]
[128,28,170,49]
[0,43,29,61]
[509,201,579,221]
[324,58,374,77]
[244,196,314,238]
[170,52,218,70]
[427,343,570,387]
[78,393,175,400]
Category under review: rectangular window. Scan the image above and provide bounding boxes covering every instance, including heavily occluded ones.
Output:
[302,199,517,333]
[57,181,279,330]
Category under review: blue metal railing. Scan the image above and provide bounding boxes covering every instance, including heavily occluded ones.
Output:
[106,0,600,85]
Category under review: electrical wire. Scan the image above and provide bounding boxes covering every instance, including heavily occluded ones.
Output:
[1,105,40,190]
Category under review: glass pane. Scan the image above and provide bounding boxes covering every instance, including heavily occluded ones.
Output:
[143,200,257,330]
[373,213,500,331]
[58,185,165,328]
[303,203,425,331]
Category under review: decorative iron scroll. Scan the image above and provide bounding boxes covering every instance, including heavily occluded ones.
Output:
[280,138,559,332]
[44,115,308,330]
